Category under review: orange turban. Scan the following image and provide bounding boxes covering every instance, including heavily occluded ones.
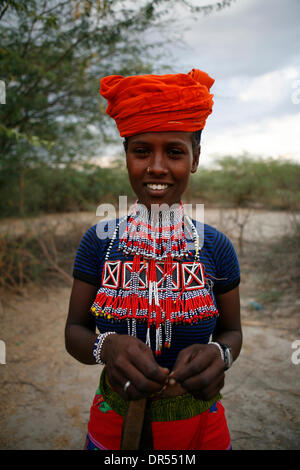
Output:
[99,69,214,137]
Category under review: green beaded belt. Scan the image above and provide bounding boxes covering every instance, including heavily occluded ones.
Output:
[99,367,222,422]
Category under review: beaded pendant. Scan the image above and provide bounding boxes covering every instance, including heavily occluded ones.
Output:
[90,202,218,355]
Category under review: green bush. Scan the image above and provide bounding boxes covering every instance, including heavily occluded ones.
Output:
[190,155,300,210]
[0,156,299,218]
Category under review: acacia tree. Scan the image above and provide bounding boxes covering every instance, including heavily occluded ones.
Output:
[0,0,235,216]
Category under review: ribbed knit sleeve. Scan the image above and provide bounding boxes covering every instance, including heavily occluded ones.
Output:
[73,225,104,287]
[211,229,240,294]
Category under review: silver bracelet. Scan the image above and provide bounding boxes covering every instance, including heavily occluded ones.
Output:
[93,331,116,365]
[208,341,224,361]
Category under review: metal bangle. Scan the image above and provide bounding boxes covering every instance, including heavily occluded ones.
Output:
[208,341,224,361]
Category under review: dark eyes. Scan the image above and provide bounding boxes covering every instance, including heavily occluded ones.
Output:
[133,148,150,154]
[168,149,184,156]
[131,147,185,157]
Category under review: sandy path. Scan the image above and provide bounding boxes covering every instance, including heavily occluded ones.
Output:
[0,282,299,450]
[1,207,299,241]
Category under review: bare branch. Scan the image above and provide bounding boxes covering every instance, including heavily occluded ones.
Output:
[0,2,9,21]
[35,234,73,285]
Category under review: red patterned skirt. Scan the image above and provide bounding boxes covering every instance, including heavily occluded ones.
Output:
[84,384,231,451]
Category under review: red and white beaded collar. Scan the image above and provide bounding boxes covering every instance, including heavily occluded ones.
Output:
[91,201,218,355]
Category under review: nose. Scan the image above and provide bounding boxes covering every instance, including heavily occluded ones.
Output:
[148,149,168,175]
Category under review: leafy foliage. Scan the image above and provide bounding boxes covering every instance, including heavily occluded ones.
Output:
[0,156,299,218]
[190,155,300,210]
[0,0,236,162]
[0,0,236,215]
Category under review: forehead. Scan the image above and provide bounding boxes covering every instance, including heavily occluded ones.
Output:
[128,131,193,146]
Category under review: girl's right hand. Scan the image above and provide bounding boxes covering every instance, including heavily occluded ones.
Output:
[101,334,169,400]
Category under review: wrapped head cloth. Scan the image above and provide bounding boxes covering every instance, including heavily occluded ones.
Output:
[99,69,214,137]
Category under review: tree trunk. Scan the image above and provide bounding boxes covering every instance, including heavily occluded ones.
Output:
[19,169,24,217]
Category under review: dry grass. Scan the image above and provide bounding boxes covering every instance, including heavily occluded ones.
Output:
[238,222,300,330]
[0,220,92,295]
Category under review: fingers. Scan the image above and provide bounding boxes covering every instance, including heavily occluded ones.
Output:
[110,358,168,400]
[171,343,224,384]
[181,366,225,401]
[111,335,169,384]
[171,345,210,384]
[169,344,225,400]
[131,342,169,384]
[106,337,225,401]
[106,335,169,400]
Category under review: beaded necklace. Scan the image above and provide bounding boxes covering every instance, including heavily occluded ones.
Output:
[91,201,218,355]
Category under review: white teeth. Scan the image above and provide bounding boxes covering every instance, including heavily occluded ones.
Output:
[147,184,168,190]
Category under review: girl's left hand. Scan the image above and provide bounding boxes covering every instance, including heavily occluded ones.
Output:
[169,344,225,401]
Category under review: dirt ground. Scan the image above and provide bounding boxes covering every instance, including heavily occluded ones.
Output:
[0,208,299,450]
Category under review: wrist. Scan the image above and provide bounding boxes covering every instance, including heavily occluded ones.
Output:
[209,341,233,370]
[101,331,120,364]
[93,331,117,365]
[208,341,224,361]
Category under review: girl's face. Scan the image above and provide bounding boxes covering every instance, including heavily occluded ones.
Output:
[125,131,200,210]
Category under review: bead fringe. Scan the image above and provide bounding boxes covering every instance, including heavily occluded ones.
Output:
[91,202,217,355]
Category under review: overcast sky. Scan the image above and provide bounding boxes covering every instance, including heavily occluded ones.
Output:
[164,0,300,166]
[97,0,300,167]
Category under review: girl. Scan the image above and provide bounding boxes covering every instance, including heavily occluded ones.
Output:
[65,68,242,450]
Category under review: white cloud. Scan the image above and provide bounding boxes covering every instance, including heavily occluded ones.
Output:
[171,0,300,79]
[97,0,300,166]
[201,112,300,165]
[238,67,299,104]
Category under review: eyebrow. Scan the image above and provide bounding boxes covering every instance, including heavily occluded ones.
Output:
[129,140,149,145]
[129,139,188,146]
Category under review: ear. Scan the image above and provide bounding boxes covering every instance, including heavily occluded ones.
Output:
[123,140,129,168]
[191,145,200,173]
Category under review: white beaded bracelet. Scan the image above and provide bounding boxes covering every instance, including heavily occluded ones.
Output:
[93,331,116,365]
[208,341,224,361]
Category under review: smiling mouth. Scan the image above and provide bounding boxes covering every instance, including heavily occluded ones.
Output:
[145,183,171,191]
